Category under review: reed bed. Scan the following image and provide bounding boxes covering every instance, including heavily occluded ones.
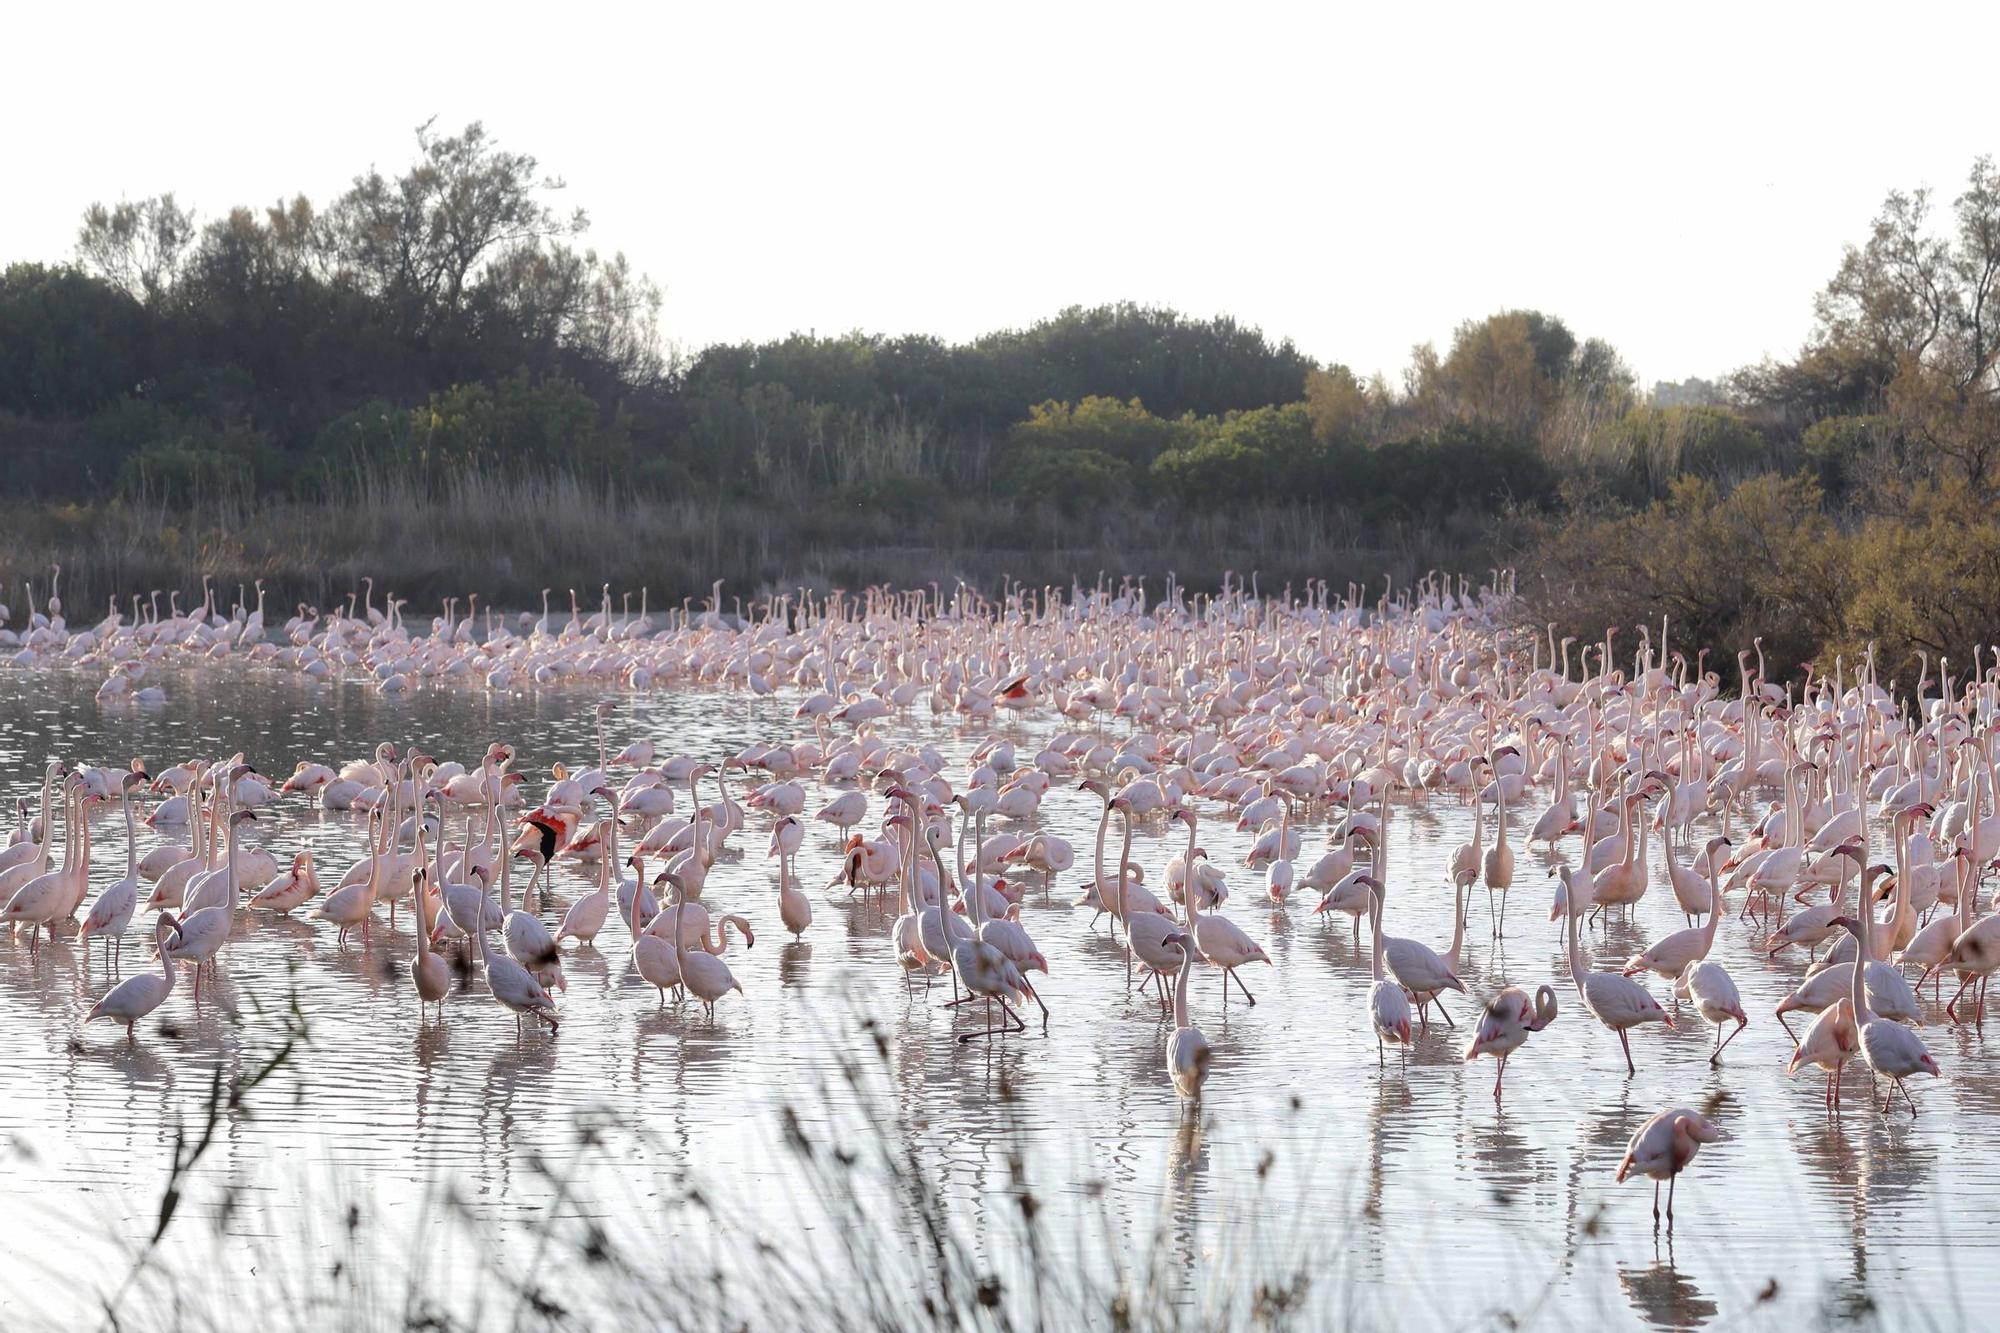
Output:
[0,472,1498,619]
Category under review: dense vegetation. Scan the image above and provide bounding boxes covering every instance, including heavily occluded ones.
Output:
[4,123,1999,682]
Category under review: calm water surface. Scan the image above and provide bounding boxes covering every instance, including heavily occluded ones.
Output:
[0,662,1993,1329]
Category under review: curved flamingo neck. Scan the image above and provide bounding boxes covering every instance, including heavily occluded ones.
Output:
[1179,815,1198,928]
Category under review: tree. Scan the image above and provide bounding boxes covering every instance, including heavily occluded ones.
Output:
[1796,156,2000,414]
[1007,396,1190,467]
[1002,446,1130,512]
[1845,479,2000,677]
[975,304,1315,419]
[1423,310,1579,441]
[1800,414,1896,503]
[0,263,150,416]
[324,120,587,340]
[1303,365,1378,446]
[75,195,196,304]
[400,372,631,480]
[1149,404,1318,504]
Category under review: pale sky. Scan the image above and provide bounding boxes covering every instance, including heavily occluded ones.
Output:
[8,1,1998,388]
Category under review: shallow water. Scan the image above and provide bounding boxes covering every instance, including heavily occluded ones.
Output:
[0,662,1995,1329]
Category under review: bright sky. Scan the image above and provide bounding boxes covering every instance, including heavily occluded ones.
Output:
[9,2,1998,388]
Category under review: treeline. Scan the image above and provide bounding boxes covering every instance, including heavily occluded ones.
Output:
[0,119,1715,518]
[1525,156,2000,684]
[4,122,2000,681]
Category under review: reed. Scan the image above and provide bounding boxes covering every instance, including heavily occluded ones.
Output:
[0,470,1502,622]
[35,1004,1352,1333]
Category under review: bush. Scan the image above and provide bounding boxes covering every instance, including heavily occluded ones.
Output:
[403,372,631,482]
[1000,445,1130,512]
[117,423,276,503]
[1520,471,1844,682]
[1149,404,1318,504]
[1843,480,2000,682]
[1611,406,1768,498]
[1351,424,1556,519]
[1008,396,1192,469]
[1801,414,1895,505]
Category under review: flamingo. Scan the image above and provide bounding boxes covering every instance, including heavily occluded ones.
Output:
[164,810,257,993]
[1562,866,1672,1074]
[924,824,1028,1040]
[1365,880,1413,1067]
[475,878,559,1035]
[1482,767,1516,932]
[667,870,744,1020]
[1787,998,1858,1112]
[1464,984,1558,1098]
[1162,931,1212,1100]
[84,914,183,1038]
[1616,1107,1721,1232]
[1679,958,1749,1065]
[79,771,149,966]
[1832,915,1939,1115]
[555,821,615,948]
[248,852,319,914]
[1623,836,1731,982]
[1174,809,1271,1005]
[770,815,813,939]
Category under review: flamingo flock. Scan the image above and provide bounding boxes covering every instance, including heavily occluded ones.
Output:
[8,565,2000,1234]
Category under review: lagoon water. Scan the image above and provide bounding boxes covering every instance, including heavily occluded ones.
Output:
[0,661,1995,1329]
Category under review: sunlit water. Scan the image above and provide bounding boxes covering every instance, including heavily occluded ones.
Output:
[0,662,1995,1329]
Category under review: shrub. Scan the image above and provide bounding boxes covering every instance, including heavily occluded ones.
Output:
[1000,445,1130,512]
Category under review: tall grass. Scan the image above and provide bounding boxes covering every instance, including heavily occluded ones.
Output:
[34,1003,1347,1333]
[0,468,1500,621]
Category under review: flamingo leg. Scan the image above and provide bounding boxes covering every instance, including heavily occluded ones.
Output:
[1231,969,1258,1007]
[1618,1028,1636,1075]
[1713,1017,1747,1064]
[1947,974,1974,1023]
[1024,983,1050,1029]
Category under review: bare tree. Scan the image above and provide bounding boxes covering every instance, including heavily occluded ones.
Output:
[75,194,196,302]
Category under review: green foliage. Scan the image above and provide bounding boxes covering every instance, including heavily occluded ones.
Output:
[1431,310,1574,436]
[1611,406,1768,497]
[403,373,630,479]
[976,304,1316,419]
[1008,396,1191,467]
[0,263,150,416]
[1303,365,1377,446]
[1526,472,1846,681]
[118,421,278,503]
[74,196,196,304]
[311,400,414,476]
[1002,446,1131,512]
[1844,480,2000,678]
[1351,424,1558,518]
[1800,414,1894,502]
[1150,404,1319,504]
